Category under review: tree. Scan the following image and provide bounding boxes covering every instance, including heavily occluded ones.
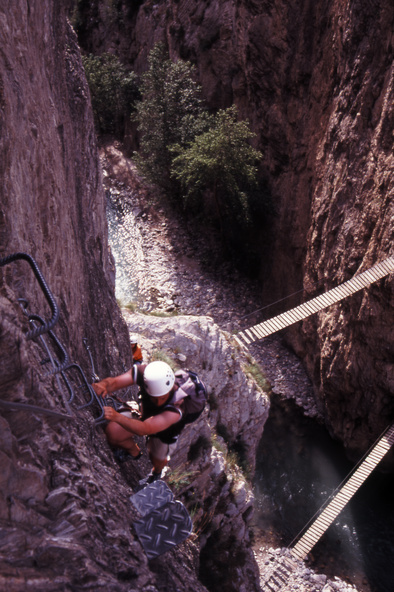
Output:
[171,106,263,245]
[82,53,139,136]
[133,43,208,194]
[133,46,269,272]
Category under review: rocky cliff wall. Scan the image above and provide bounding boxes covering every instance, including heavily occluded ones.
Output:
[0,0,130,373]
[0,2,268,590]
[76,0,394,455]
[123,312,269,592]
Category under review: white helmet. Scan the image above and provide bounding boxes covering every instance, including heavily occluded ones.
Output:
[143,361,175,397]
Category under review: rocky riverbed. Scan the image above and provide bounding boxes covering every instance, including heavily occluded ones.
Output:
[100,143,362,592]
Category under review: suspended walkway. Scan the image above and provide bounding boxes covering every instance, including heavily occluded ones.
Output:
[259,424,394,590]
[234,255,394,590]
[291,423,394,560]
[235,255,394,347]
[2,251,394,570]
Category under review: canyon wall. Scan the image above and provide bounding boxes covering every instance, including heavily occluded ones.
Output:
[76,0,394,455]
[0,2,267,590]
[0,0,130,373]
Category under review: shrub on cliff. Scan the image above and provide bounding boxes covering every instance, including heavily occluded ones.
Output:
[82,53,139,136]
[134,44,270,274]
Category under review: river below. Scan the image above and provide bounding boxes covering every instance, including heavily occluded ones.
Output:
[102,146,394,592]
[253,393,394,592]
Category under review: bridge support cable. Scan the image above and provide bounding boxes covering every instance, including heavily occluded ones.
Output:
[290,423,394,561]
[235,256,394,346]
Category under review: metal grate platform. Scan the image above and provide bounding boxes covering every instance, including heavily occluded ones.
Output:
[130,479,175,517]
[131,480,193,559]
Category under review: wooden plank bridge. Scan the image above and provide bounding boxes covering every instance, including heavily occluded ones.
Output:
[291,423,394,561]
[236,256,394,590]
[235,255,394,347]
[260,424,394,590]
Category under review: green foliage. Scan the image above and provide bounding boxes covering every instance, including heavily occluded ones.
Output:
[150,349,177,371]
[171,105,263,250]
[145,308,179,318]
[133,43,208,193]
[166,468,197,493]
[211,433,227,454]
[133,44,271,273]
[244,361,271,393]
[117,299,139,312]
[211,433,249,479]
[82,53,139,136]
[172,106,261,214]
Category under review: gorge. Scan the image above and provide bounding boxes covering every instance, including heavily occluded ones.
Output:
[75,0,394,458]
[0,1,393,591]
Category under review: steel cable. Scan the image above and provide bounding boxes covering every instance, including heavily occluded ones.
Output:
[0,252,59,339]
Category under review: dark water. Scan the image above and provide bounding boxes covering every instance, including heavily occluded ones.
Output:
[253,394,394,592]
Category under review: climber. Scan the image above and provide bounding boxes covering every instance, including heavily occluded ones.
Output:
[130,335,143,364]
[92,361,182,484]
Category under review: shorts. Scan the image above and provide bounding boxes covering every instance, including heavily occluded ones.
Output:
[147,436,178,461]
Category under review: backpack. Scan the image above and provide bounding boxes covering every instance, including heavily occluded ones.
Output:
[174,369,207,425]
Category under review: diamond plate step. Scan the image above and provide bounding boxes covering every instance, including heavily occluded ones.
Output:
[134,500,193,559]
[130,479,174,517]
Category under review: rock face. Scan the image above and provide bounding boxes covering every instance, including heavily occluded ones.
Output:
[0,3,268,590]
[0,294,267,591]
[123,311,269,592]
[76,0,394,455]
[0,0,130,375]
